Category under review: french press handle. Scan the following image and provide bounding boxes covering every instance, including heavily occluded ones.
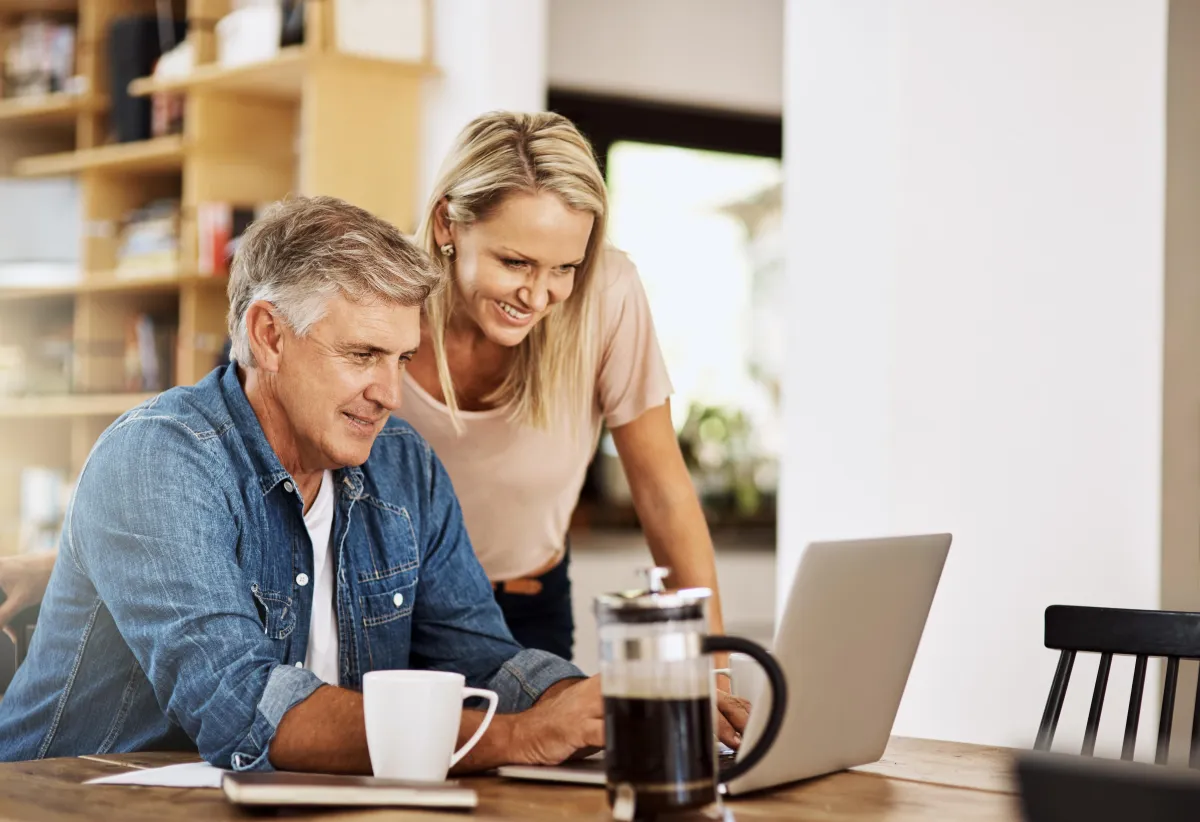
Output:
[703,634,788,784]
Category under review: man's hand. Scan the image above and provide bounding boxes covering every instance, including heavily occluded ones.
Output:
[508,675,605,766]
[716,691,752,750]
[0,552,55,643]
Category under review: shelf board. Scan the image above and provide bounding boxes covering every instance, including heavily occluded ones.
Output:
[0,392,155,420]
[130,47,310,101]
[0,1,77,15]
[128,48,433,102]
[0,92,103,127]
[0,272,227,302]
[13,135,185,177]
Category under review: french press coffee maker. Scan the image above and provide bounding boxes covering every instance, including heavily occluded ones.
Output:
[596,568,787,820]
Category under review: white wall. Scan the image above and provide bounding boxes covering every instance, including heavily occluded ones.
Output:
[418,0,548,220]
[781,0,1167,753]
[548,0,783,115]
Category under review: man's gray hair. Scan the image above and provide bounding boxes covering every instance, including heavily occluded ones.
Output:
[227,195,443,366]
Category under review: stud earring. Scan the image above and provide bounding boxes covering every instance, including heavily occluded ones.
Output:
[439,243,455,258]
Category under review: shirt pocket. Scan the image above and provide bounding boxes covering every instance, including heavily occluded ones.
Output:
[250,583,296,640]
[358,577,418,670]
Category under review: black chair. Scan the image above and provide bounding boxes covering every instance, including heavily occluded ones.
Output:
[0,604,38,694]
[11,603,38,667]
[1036,605,1200,765]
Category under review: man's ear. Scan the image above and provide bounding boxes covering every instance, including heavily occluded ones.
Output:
[245,300,286,373]
[432,198,455,247]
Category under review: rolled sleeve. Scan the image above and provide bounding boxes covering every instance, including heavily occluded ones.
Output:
[229,665,325,772]
[487,649,587,712]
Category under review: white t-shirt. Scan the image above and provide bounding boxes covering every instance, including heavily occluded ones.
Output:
[303,470,339,686]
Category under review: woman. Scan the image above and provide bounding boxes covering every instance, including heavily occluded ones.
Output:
[0,111,730,665]
[402,110,727,660]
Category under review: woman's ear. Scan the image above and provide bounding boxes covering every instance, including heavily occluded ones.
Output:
[432,199,451,247]
[432,198,453,247]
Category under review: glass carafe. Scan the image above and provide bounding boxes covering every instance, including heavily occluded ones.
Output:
[596,568,787,820]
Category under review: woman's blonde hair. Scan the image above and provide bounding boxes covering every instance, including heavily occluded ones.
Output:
[417,111,608,431]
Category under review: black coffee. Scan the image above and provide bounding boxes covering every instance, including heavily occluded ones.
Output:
[604,696,717,819]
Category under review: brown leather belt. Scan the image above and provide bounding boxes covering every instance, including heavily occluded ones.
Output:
[492,551,564,596]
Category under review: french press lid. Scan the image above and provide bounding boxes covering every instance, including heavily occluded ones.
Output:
[594,567,712,624]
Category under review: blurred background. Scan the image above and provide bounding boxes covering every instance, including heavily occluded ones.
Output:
[0,0,784,678]
[1,0,1197,763]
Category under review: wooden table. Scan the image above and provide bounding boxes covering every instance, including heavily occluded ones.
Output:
[0,737,1024,821]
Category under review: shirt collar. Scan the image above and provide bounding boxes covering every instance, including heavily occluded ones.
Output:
[219,363,293,495]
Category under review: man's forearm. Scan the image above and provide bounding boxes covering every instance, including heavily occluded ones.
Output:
[270,684,550,775]
[270,685,372,773]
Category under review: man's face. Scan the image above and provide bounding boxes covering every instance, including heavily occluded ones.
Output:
[272,294,420,471]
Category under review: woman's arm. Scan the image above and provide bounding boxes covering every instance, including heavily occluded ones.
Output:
[609,399,726,637]
[612,401,756,742]
[0,551,55,641]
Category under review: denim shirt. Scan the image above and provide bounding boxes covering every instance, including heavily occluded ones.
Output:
[0,365,583,769]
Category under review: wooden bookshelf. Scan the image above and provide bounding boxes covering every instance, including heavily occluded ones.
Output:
[0,0,433,555]
[0,393,155,419]
[14,135,185,177]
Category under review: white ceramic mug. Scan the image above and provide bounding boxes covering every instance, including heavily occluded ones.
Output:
[362,670,499,782]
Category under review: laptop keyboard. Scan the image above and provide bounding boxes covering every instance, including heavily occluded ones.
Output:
[571,748,737,774]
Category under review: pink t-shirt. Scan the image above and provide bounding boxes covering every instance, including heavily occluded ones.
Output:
[398,247,673,581]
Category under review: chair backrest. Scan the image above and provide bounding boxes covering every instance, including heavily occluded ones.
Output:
[1036,605,1200,766]
[0,604,38,694]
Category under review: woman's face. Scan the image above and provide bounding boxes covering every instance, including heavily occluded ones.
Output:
[438,191,594,347]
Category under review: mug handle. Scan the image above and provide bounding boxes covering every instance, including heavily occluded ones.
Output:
[702,635,788,784]
[449,687,499,768]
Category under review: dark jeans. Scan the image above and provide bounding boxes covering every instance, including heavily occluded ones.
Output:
[493,549,575,662]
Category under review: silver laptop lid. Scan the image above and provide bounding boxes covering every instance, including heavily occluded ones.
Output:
[727,533,951,795]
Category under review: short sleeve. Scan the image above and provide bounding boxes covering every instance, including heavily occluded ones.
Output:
[595,250,674,428]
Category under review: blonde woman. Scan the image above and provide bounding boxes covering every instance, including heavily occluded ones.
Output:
[0,111,733,677]
[401,111,729,664]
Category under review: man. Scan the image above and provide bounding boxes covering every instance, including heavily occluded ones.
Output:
[0,196,605,772]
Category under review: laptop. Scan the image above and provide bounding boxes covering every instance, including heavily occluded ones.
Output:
[498,533,952,796]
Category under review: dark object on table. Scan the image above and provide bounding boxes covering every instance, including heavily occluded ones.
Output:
[1016,751,1200,822]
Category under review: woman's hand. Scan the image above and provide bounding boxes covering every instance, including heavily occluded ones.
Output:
[0,552,55,642]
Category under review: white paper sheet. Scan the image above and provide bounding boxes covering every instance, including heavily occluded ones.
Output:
[85,761,226,789]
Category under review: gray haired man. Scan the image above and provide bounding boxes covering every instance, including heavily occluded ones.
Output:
[0,196,604,772]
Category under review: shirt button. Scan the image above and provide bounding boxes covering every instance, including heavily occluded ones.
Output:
[393,592,404,608]
[295,661,303,668]
[296,573,309,587]
[283,480,294,493]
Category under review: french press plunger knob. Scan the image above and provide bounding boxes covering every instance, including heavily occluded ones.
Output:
[641,566,670,593]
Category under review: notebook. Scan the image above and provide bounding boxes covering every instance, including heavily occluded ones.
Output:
[220,771,477,809]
